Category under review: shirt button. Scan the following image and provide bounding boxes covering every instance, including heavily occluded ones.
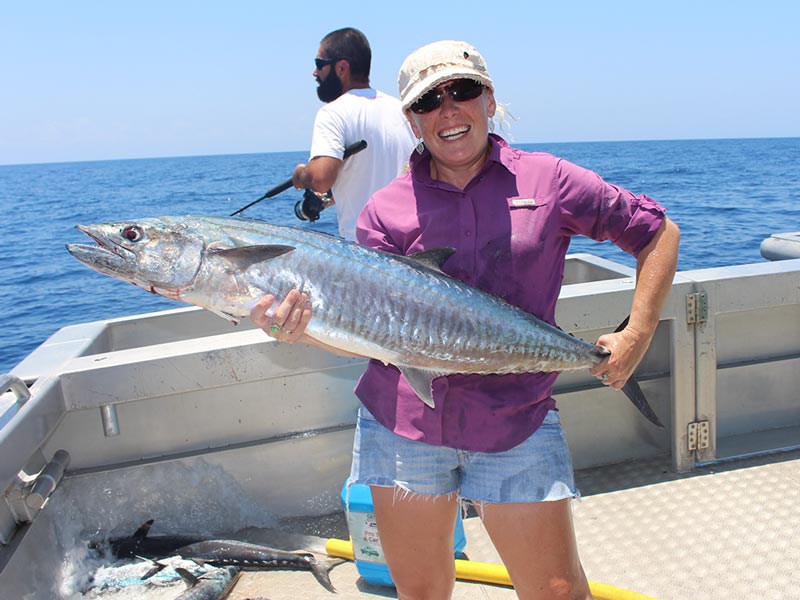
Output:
[465,231,472,237]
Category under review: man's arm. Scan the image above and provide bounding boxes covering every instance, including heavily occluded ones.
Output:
[292,156,342,192]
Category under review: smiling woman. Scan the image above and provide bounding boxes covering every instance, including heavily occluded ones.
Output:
[240,40,680,600]
[398,41,498,190]
[338,39,678,600]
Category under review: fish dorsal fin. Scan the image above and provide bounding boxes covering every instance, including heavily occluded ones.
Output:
[133,519,155,539]
[407,248,455,273]
[398,366,448,408]
[208,244,296,268]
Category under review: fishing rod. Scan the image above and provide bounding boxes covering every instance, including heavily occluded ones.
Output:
[230,139,368,217]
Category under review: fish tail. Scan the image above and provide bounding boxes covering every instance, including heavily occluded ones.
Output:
[612,316,664,427]
[309,557,338,593]
[622,376,664,428]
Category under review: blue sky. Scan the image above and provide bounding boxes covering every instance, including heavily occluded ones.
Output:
[2,1,798,165]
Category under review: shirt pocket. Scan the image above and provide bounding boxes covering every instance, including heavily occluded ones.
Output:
[506,196,551,238]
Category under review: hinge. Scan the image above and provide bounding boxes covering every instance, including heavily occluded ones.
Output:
[687,421,710,451]
[686,292,708,324]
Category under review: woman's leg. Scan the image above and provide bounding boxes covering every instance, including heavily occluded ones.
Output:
[480,498,592,600]
[372,485,459,600]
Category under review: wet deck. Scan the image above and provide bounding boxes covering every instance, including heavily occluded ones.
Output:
[217,449,799,600]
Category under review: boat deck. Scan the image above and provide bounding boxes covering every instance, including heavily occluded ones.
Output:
[3,254,797,599]
[139,449,799,600]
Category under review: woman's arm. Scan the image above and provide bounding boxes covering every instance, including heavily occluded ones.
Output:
[590,217,680,389]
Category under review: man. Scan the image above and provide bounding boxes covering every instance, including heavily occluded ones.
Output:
[291,27,416,241]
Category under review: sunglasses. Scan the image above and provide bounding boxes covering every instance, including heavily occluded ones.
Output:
[409,79,485,114]
[315,57,343,70]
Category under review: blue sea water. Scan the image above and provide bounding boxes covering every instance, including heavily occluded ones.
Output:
[1,137,798,373]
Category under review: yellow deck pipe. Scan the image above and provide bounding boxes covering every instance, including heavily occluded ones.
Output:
[325,538,656,600]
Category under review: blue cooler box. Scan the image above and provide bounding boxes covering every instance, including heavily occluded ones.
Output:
[340,479,467,587]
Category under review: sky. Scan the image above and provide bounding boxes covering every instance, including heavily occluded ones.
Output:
[2,1,798,165]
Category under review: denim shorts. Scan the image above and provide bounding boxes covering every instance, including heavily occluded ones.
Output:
[349,406,578,504]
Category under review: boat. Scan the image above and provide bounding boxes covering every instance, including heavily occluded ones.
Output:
[1,244,799,599]
[760,231,800,261]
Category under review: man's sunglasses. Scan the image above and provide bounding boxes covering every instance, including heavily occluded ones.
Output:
[315,57,344,70]
[410,79,485,114]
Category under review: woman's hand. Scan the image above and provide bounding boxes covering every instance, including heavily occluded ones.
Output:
[590,327,651,390]
[250,289,312,343]
[592,218,680,390]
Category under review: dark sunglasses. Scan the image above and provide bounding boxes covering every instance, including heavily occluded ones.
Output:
[409,78,485,114]
[315,57,343,70]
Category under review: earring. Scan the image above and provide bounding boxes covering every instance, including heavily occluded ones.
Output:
[415,139,425,154]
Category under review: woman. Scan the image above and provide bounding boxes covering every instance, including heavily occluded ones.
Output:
[252,40,680,600]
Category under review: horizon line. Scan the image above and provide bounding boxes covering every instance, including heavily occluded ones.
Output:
[2,134,798,168]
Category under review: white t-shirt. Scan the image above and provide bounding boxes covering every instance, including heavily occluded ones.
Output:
[309,88,416,240]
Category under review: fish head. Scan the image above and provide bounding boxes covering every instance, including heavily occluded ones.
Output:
[66,217,206,298]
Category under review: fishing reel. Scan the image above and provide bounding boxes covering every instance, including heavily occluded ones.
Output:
[294,189,334,223]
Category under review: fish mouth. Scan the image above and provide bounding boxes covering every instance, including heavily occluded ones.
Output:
[77,224,133,256]
[66,225,135,274]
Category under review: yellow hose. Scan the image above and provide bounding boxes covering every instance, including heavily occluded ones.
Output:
[325,538,656,600]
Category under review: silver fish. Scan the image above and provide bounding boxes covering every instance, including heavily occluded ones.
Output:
[100,520,336,593]
[172,540,336,593]
[66,215,662,426]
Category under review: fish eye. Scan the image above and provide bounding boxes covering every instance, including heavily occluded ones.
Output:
[121,225,144,242]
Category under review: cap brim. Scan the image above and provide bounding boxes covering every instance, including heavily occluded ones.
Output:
[401,67,494,111]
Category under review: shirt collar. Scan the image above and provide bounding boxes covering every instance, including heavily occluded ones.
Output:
[409,134,518,187]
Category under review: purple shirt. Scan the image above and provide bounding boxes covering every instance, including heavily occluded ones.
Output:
[355,135,666,452]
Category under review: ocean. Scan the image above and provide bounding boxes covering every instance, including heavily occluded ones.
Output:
[2,137,798,374]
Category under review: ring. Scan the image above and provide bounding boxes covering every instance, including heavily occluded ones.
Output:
[269,324,280,333]
[602,373,609,382]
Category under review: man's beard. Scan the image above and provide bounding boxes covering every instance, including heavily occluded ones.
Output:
[317,70,344,103]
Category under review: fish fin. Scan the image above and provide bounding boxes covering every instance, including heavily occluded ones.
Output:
[208,244,296,267]
[407,248,456,272]
[175,567,198,588]
[609,317,663,427]
[614,315,631,333]
[399,367,448,408]
[309,556,338,593]
[189,558,209,567]
[139,557,168,580]
[622,376,664,428]
[133,519,155,539]
[207,308,240,325]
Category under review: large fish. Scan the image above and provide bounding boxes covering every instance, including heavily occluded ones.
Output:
[66,215,662,426]
[102,519,337,593]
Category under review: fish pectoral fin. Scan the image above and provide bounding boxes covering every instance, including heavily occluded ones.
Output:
[399,367,447,408]
[208,244,296,267]
[407,247,456,273]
